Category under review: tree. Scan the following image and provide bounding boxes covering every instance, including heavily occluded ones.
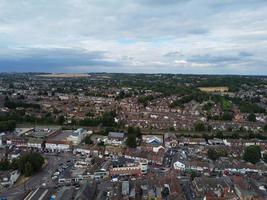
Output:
[57,115,65,125]
[215,132,223,139]
[243,145,261,164]
[202,133,210,141]
[24,162,33,177]
[221,112,233,121]
[84,135,92,145]
[207,148,227,161]
[126,134,137,148]
[15,152,44,176]
[190,170,197,181]
[207,149,219,161]
[97,141,105,146]
[0,120,16,132]
[231,132,240,139]
[247,113,256,122]
[101,111,117,127]
[263,153,267,163]
[0,160,10,171]
[127,126,135,134]
[263,124,267,132]
[136,127,142,138]
[194,122,205,132]
[128,126,142,139]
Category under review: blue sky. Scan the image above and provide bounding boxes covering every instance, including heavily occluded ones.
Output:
[0,0,267,74]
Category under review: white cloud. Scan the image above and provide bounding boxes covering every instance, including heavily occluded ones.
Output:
[174,60,188,65]
[0,0,267,74]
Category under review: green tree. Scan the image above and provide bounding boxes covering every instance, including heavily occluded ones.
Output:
[57,115,65,125]
[247,113,256,122]
[97,141,105,146]
[84,135,92,145]
[15,152,44,176]
[127,126,135,134]
[0,160,10,171]
[24,162,33,177]
[263,124,267,132]
[243,145,261,164]
[195,122,205,132]
[0,120,16,132]
[263,153,267,163]
[207,149,219,161]
[231,132,240,139]
[126,134,137,148]
[127,126,142,139]
[215,132,223,139]
[221,112,233,121]
[136,127,142,138]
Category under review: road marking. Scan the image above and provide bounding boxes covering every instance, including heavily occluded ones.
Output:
[38,189,48,200]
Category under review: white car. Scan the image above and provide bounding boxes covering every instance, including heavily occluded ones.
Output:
[54,172,60,176]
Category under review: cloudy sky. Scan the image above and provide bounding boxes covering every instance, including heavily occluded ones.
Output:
[0,0,267,74]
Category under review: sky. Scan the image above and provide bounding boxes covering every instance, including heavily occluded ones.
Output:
[0,0,267,75]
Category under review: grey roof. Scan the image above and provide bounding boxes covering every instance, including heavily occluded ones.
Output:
[194,177,230,192]
[108,132,124,138]
[122,181,130,195]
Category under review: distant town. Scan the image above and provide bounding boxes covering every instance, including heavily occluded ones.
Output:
[0,73,266,200]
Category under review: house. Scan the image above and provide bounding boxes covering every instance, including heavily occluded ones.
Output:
[124,148,165,165]
[151,145,165,153]
[164,133,178,148]
[106,132,125,146]
[109,158,142,177]
[45,140,70,152]
[173,161,185,170]
[0,170,20,187]
[142,135,163,146]
[208,138,224,145]
[186,160,213,172]
[192,177,233,199]
[67,128,92,145]
[4,135,27,148]
[108,132,125,140]
[27,138,43,149]
[232,176,257,200]
[223,139,267,150]
[178,137,206,146]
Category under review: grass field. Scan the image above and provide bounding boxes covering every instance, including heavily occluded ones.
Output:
[36,73,91,78]
[198,86,229,93]
[222,98,232,110]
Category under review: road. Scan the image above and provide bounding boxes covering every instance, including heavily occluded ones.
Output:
[0,153,71,200]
